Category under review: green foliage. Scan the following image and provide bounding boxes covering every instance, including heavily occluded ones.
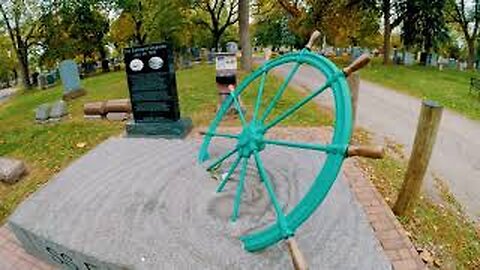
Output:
[401,0,449,52]
[39,0,110,66]
[253,2,302,49]
[0,36,16,84]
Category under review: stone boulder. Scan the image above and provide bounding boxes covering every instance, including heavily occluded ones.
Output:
[0,158,26,184]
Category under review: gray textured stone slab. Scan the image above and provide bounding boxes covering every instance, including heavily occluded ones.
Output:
[49,100,68,119]
[0,157,26,183]
[9,138,390,270]
[106,112,129,121]
[35,104,51,121]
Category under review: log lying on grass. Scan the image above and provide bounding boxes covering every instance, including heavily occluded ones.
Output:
[84,101,106,116]
[105,99,132,113]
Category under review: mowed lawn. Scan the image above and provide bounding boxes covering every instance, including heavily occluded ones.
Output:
[360,59,480,120]
[0,64,328,223]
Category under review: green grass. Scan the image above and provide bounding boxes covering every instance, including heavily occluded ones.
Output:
[359,58,480,120]
[353,129,480,269]
[0,64,328,224]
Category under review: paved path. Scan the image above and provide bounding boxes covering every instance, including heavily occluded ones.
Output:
[0,87,17,105]
[268,62,480,222]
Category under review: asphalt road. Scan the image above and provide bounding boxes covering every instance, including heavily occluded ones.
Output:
[267,62,480,223]
[0,87,17,104]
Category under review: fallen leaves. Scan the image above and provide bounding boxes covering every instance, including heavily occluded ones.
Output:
[76,142,87,148]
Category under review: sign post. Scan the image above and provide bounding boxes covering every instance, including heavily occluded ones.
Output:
[124,43,192,138]
[215,52,241,113]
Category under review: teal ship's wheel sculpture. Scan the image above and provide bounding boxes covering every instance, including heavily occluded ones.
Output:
[199,31,374,253]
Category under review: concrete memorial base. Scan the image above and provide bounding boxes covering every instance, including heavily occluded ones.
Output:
[9,138,389,269]
[62,89,86,101]
[126,118,192,138]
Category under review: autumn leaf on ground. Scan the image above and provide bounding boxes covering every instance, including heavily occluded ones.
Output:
[76,142,87,148]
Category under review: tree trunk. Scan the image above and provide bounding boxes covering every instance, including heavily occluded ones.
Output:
[239,0,252,71]
[467,39,475,70]
[383,0,391,65]
[17,46,30,89]
[212,32,221,51]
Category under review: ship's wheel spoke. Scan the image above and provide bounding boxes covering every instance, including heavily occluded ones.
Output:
[260,62,301,123]
[216,154,242,193]
[262,139,345,155]
[207,147,239,171]
[262,76,338,132]
[253,151,292,237]
[231,156,250,222]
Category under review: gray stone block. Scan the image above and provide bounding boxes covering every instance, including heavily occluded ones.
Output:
[49,100,68,119]
[0,158,26,183]
[106,112,129,121]
[84,115,103,120]
[35,104,51,121]
[9,138,390,270]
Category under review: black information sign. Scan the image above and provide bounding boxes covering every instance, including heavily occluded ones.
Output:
[124,43,180,122]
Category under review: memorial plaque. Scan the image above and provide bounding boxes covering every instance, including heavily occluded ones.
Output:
[124,43,180,122]
[124,43,192,138]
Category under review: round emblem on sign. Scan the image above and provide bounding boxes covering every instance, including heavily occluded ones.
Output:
[129,59,144,72]
[149,56,164,70]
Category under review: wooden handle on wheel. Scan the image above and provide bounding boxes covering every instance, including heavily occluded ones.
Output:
[306,30,321,50]
[286,238,308,270]
[347,145,384,159]
[343,54,371,77]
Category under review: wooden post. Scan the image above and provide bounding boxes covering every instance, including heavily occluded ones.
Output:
[286,238,308,270]
[393,100,443,216]
[347,72,359,127]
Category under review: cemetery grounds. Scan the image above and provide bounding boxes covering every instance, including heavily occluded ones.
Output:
[0,63,479,268]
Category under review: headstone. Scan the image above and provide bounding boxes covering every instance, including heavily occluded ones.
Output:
[350,47,362,62]
[124,43,192,138]
[49,100,68,119]
[106,112,130,121]
[0,157,26,184]
[449,59,457,69]
[226,42,238,53]
[429,53,438,67]
[101,59,110,73]
[35,104,51,122]
[207,51,215,64]
[59,60,86,100]
[403,52,415,65]
[31,72,39,87]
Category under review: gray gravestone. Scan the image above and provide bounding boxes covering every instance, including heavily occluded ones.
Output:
[59,60,85,100]
[35,104,51,122]
[49,100,68,119]
[403,52,415,65]
[226,42,238,53]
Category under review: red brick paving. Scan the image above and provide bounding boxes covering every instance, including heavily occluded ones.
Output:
[0,226,55,270]
[344,160,426,270]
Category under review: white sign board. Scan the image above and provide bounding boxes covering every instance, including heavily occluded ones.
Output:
[216,55,237,71]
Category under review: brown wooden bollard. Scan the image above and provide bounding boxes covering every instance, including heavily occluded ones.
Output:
[286,238,308,270]
[346,73,359,127]
[347,145,384,159]
[393,100,443,216]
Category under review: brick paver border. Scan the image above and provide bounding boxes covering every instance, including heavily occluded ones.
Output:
[344,160,426,270]
[0,225,54,270]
